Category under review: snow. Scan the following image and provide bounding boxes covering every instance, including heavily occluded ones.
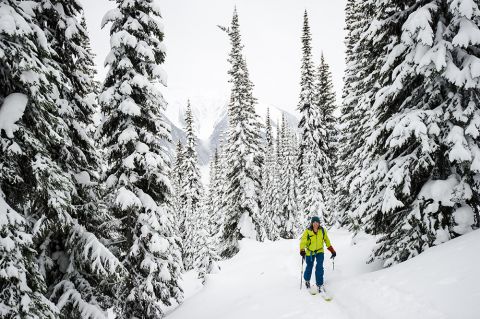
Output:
[418,174,458,207]
[118,126,138,144]
[166,228,480,319]
[402,4,435,46]
[450,0,476,19]
[115,187,141,210]
[101,8,123,28]
[148,233,169,254]
[119,98,141,116]
[136,142,149,153]
[110,30,137,49]
[135,40,155,61]
[238,212,257,240]
[0,4,32,36]
[447,126,472,162]
[0,93,28,138]
[136,189,157,212]
[0,235,15,252]
[0,194,24,228]
[73,171,92,186]
[453,205,475,234]
[56,280,108,319]
[151,65,168,86]
[452,18,480,47]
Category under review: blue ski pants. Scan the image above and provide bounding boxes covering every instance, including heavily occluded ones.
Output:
[303,252,324,286]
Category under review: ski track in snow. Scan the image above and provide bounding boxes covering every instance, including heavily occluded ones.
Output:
[165,228,479,319]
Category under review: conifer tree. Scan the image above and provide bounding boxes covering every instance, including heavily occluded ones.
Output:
[180,101,204,270]
[0,2,121,317]
[0,193,57,318]
[360,0,480,266]
[32,3,120,315]
[336,0,377,232]
[208,148,224,244]
[276,118,283,163]
[219,9,264,258]
[265,107,273,147]
[171,141,185,233]
[296,10,330,225]
[261,108,279,240]
[278,116,300,239]
[314,54,337,225]
[195,194,221,284]
[0,12,59,318]
[99,0,182,316]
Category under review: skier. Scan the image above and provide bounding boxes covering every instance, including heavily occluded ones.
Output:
[300,216,336,295]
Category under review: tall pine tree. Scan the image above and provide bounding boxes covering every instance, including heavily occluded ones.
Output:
[337,0,378,234]
[99,0,182,316]
[359,0,480,267]
[261,108,279,240]
[208,148,225,245]
[296,10,331,225]
[180,101,204,271]
[171,140,185,236]
[195,193,221,284]
[0,5,57,316]
[278,115,300,239]
[1,1,122,317]
[34,2,120,316]
[315,54,338,225]
[219,8,264,258]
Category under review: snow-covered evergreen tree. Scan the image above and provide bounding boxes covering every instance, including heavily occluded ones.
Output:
[360,0,480,267]
[336,0,377,233]
[261,108,279,240]
[32,2,121,316]
[278,116,300,239]
[337,0,362,229]
[219,8,264,258]
[180,101,204,270]
[208,148,225,244]
[0,192,57,319]
[276,117,283,163]
[314,54,337,225]
[171,140,185,234]
[195,193,221,284]
[0,2,121,317]
[296,10,331,225]
[98,0,182,316]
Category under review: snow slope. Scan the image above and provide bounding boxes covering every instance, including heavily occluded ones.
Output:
[166,229,480,319]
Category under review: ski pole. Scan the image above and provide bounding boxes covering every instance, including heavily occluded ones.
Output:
[300,256,304,290]
[332,256,335,271]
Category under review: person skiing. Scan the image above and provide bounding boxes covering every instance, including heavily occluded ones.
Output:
[300,216,336,294]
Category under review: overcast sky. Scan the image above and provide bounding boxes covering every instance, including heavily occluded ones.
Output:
[82,0,346,115]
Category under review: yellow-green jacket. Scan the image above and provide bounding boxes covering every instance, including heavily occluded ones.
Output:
[300,227,332,256]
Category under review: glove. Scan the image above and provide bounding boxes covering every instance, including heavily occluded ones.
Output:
[327,246,336,259]
[300,249,306,257]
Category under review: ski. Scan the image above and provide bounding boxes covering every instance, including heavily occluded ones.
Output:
[320,292,332,302]
[305,285,333,301]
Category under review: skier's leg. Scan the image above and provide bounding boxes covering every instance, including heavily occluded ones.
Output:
[303,254,314,282]
[314,253,325,286]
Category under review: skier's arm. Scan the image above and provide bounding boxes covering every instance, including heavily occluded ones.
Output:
[300,230,308,251]
[324,231,336,257]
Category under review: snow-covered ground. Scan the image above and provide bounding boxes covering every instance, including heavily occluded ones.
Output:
[166,228,480,319]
